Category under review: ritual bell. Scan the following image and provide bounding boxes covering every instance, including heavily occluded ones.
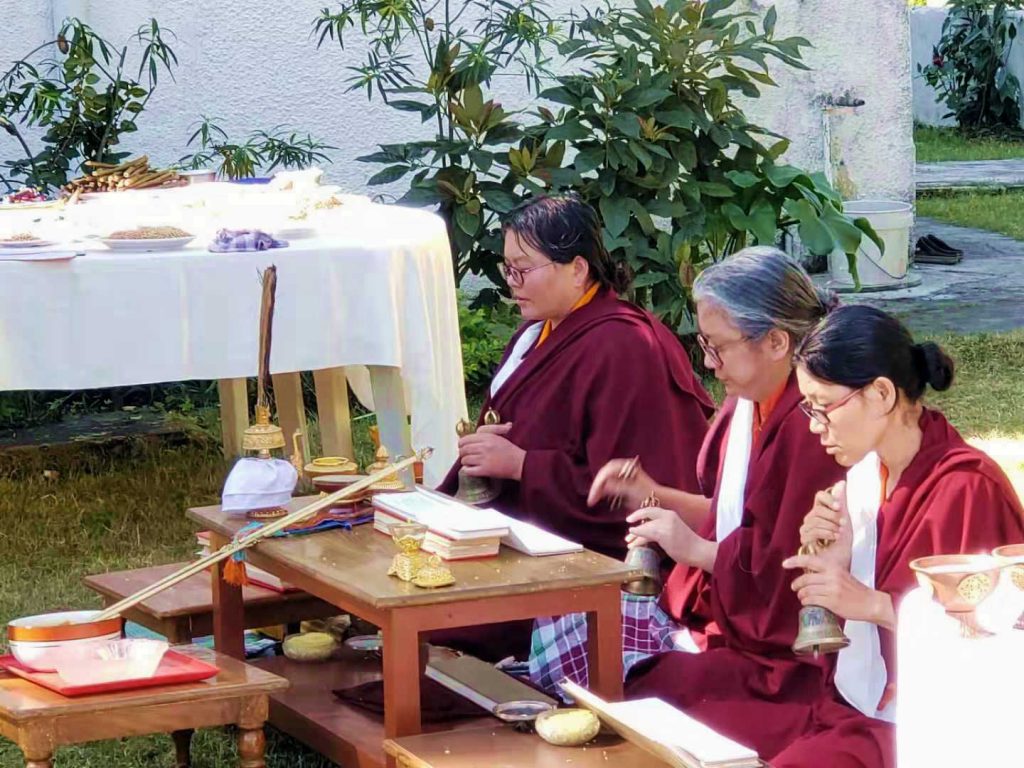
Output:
[453,409,502,506]
[623,493,663,597]
[792,541,851,657]
[793,605,851,657]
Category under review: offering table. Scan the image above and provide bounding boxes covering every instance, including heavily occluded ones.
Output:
[0,645,287,768]
[0,190,465,485]
[188,497,636,768]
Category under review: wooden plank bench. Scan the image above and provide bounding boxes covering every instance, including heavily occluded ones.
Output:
[84,563,339,645]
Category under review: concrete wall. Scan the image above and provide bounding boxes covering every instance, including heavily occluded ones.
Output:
[0,0,914,204]
[911,6,1024,128]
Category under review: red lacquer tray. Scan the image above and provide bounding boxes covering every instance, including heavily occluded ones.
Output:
[0,650,219,697]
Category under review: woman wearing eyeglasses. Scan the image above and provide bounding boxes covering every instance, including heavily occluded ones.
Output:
[432,193,715,662]
[756,305,1024,768]
[583,247,845,735]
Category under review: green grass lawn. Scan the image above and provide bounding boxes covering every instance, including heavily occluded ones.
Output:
[915,125,1024,163]
[1,336,1023,766]
[916,189,1024,240]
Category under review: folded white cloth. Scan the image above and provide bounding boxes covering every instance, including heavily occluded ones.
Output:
[221,457,298,513]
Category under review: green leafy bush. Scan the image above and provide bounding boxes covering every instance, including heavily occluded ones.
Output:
[919,1,1024,134]
[458,298,519,393]
[0,18,177,192]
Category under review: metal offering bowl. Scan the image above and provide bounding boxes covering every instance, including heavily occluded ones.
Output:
[910,554,1003,632]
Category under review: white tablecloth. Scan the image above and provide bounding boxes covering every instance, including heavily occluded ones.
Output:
[0,196,466,483]
[897,587,1024,766]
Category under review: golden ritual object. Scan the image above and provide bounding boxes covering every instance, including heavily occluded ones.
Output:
[412,555,456,589]
[623,493,663,597]
[304,455,359,479]
[792,540,851,657]
[386,522,456,588]
[910,554,1003,637]
[367,446,407,493]
[237,266,305,519]
[454,408,502,506]
[387,522,429,581]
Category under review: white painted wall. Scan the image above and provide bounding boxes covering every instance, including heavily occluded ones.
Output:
[1,0,913,204]
[911,6,1024,128]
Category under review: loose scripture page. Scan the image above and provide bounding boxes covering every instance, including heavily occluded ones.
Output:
[605,698,759,767]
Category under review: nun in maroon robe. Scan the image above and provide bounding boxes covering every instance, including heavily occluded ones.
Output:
[432,195,714,661]
[766,305,1024,768]
[624,372,847,735]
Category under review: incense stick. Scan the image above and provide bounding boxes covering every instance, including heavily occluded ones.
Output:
[95,449,432,621]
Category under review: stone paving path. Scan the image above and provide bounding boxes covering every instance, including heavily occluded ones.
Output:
[917,159,1024,191]
[834,217,1024,335]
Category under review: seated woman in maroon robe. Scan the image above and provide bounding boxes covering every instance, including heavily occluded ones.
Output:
[433,193,715,661]
[761,305,1024,768]
[577,247,845,689]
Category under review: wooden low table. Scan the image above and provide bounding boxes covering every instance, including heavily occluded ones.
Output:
[188,497,637,768]
[84,563,338,644]
[385,725,670,767]
[0,645,288,768]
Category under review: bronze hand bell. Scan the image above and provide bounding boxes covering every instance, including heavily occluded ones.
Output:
[453,409,503,506]
[792,540,851,657]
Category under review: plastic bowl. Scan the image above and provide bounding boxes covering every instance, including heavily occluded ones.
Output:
[53,638,168,686]
[8,610,123,671]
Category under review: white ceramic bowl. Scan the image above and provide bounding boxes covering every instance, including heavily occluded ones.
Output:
[53,638,168,685]
[7,610,123,671]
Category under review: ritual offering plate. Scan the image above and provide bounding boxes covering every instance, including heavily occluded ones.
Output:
[7,610,123,671]
[0,648,218,697]
[101,226,195,251]
[304,456,359,479]
[534,708,602,747]
[0,235,58,249]
[344,634,382,656]
[494,699,555,730]
[313,473,370,501]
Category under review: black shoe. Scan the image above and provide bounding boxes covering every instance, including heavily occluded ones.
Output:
[915,235,963,265]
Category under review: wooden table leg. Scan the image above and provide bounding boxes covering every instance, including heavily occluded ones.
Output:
[368,366,413,485]
[381,611,422,739]
[272,372,309,464]
[586,585,624,701]
[172,729,193,768]
[21,725,54,768]
[313,367,354,459]
[237,695,269,768]
[218,378,249,459]
[210,532,245,660]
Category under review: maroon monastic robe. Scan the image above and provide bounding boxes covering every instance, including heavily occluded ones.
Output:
[433,288,715,660]
[633,407,1024,768]
[770,409,1024,768]
[627,372,846,749]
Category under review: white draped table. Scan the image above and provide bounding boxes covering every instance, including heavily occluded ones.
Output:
[0,194,467,484]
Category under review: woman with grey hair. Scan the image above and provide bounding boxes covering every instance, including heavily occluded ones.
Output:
[583,247,849,764]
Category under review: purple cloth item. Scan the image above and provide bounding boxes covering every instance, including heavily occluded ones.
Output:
[208,228,288,252]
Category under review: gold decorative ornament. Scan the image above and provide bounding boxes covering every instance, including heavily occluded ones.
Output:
[957,572,993,605]
[453,408,502,505]
[911,554,1003,638]
[792,540,851,657]
[412,555,456,589]
[368,446,407,493]
[387,522,428,582]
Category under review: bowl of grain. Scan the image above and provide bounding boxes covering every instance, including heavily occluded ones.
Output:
[100,226,195,251]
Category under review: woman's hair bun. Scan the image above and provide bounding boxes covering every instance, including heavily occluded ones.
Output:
[914,342,955,392]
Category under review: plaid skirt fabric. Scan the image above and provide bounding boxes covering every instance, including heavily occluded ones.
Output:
[528,592,697,697]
